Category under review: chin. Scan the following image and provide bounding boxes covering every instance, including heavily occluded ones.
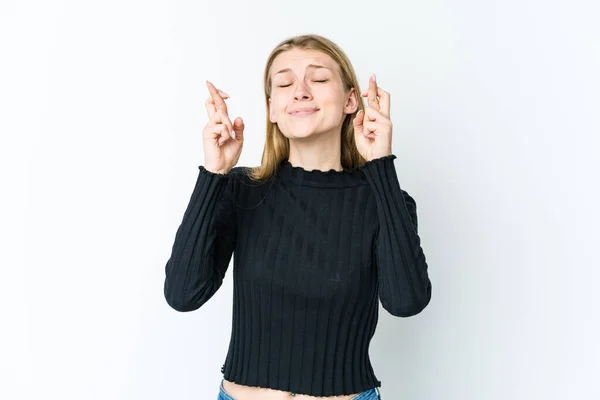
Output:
[280,124,319,139]
[290,130,323,140]
[293,127,317,136]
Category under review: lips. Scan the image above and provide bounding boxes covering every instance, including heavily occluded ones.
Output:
[290,107,319,116]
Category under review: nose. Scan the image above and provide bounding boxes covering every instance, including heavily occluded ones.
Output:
[293,81,313,101]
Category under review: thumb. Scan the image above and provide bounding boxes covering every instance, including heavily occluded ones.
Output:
[232,117,244,140]
[353,110,364,131]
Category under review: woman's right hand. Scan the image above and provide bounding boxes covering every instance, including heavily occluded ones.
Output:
[202,80,244,174]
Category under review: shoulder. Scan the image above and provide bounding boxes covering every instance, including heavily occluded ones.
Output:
[229,165,249,178]
[227,165,273,192]
[228,166,258,185]
[226,165,276,210]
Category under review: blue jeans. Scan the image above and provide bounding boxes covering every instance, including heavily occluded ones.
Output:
[218,379,381,399]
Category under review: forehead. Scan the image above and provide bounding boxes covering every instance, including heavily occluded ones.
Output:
[270,48,337,75]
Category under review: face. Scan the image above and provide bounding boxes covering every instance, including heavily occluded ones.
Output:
[268,48,357,139]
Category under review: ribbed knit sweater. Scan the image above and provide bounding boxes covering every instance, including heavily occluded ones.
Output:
[163,154,432,397]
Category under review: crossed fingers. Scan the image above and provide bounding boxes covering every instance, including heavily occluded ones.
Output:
[360,74,390,119]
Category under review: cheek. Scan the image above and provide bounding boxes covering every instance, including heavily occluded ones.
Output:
[269,100,284,117]
[319,89,345,108]
[320,98,344,115]
[271,96,286,113]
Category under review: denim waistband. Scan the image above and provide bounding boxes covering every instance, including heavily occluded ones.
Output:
[218,379,380,399]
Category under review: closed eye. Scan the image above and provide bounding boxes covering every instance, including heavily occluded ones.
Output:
[278,79,329,88]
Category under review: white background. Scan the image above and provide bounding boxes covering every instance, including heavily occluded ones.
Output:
[2,0,599,399]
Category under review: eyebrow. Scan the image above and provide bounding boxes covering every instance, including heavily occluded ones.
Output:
[274,64,331,75]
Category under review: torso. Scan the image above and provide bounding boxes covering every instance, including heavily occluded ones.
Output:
[221,166,376,400]
[223,380,359,400]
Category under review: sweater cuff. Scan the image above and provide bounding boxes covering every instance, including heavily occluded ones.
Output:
[189,166,232,211]
[360,154,415,230]
[360,154,400,188]
[198,165,230,176]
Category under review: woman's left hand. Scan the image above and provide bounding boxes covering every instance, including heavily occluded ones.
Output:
[353,74,393,162]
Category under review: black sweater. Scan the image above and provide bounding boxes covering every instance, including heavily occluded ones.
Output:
[163,154,432,396]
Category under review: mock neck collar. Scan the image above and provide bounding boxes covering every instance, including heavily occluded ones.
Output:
[277,158,368,188]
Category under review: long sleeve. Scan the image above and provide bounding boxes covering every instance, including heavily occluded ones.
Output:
[361,154,432,317]
[163,166,237,312]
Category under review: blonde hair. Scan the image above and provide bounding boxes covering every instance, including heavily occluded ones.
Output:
[246,33,366,182]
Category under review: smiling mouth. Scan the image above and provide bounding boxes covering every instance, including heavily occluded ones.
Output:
[291,109,319,116]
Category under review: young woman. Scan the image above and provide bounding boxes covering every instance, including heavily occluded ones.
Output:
[164,34,432,400]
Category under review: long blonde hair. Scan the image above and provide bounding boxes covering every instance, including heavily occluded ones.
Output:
[246,33,367,182]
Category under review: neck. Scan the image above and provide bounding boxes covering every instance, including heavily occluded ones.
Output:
[286,130,343,172]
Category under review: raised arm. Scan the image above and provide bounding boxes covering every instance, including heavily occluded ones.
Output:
[163,166,237,312]
[361,155,432,317]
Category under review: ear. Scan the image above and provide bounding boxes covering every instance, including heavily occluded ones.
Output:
[344,87,359,115]
[269,98,277,123]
